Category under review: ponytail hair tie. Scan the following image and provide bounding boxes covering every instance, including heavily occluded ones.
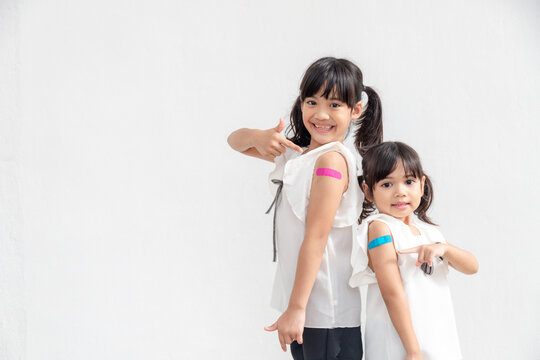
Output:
[360,91,369,113]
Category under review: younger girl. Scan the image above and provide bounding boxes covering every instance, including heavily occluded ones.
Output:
[228,57,383,359]
[349,142,478,360]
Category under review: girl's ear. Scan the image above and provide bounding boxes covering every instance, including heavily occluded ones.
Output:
[351,101,363,119]
[361,182,373,202]
[421,175,426,193]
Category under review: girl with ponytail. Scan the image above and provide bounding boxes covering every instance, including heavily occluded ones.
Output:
[350,141,478,360]
[228,57,382,359]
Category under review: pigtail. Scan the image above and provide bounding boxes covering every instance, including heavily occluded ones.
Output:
[354,86,383,157]
[357,175,376,224]
[414,174,436,225]
[286,96,311,147]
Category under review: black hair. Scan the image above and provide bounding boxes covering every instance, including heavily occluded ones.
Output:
[358,141,435,225]
[286,57,383,156]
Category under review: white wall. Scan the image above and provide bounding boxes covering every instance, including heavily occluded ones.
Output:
[1,0,539,359]
[1,0,25,359]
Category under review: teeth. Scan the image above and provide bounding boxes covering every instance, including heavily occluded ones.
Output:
[314,124,332,129]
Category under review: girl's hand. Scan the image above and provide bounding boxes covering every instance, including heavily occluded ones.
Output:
[399,243,447,267]
[253,118,303,158]
[264,307,305,352]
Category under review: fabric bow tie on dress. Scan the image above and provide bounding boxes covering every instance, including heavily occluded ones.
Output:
[265,179,283,262]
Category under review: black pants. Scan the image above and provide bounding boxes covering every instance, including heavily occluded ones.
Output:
[290,327,363,360]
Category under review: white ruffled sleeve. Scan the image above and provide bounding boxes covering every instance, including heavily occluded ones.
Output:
[281,142,362,227]
[268,148,295,195]
[349,219,377,287]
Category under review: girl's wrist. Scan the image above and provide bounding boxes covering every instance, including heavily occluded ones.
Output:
[250,128,265,148]
[404,340,421,355]
[434,242,448,257]
[441,242,452,258]
[287,303,306,312]
[406,351,423,360]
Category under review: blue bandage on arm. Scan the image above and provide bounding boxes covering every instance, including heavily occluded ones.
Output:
[368,235,393,250]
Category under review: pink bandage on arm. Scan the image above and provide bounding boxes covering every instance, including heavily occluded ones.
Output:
[316,167,342,180]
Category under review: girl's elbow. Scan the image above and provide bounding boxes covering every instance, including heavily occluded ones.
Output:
[469,261,479,274]
[380,287,407,304]
[302,235,329,255]
[469,255,479,274]
[226,133,235,148]
[462,261,479,275]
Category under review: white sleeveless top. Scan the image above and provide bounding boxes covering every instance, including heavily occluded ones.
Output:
[349,213,462,359]
[268,141,362,328]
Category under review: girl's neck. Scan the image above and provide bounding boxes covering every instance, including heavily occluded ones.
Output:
[381,212,412,225]
[401,214,412,225]
[382,212,420,236]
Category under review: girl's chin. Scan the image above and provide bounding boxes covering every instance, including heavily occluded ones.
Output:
[309,131,345,145]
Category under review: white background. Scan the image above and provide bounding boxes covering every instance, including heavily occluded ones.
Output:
[1,0,539,359]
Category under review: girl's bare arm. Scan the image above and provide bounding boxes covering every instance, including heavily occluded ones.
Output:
[227,118,303,162]
[368,221,422,358]
[399,242,478,275]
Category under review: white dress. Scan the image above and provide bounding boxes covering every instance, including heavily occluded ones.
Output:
[268,141,363,328]
[349,213,462,359]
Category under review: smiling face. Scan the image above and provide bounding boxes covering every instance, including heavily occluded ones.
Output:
[363,160,426,223]
[301,87,362,151]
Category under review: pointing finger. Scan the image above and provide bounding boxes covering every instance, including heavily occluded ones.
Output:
[284,139,303,153]
[398,246,419,254]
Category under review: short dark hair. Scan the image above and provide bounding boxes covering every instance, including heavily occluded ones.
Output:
[358,141,435,225]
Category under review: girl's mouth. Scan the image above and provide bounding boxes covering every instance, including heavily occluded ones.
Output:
[392,203,409,210]
[313,123,334,133]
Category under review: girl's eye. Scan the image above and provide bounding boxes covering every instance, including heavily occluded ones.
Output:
[306,100,316,105]
[381,182,392,188]
[330,103,341,108]
[406,179,416,185]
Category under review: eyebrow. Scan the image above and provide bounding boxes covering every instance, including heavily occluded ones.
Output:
[381,174,416,180]
[305,95,343,101]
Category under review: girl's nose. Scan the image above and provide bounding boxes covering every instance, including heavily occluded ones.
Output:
[315,110,330,120]
[394,185,406,197]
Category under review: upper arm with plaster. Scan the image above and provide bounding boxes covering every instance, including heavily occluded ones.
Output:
[367,220,399,277]
[316,167,342,180]
[303,152,348,241]
[313,151,348,190]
